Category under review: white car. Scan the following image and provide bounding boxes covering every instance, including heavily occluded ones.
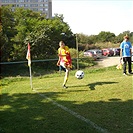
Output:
[89,49,102,59]
[84,50,97,60]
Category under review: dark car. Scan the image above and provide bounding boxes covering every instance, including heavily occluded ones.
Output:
[112,48,120,56]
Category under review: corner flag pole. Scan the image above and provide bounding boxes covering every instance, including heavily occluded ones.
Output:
[26,43,33,89]
[29,65,33,89]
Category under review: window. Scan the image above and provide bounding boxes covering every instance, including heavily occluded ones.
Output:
[25,4,29,7]
[32,8,38,11]
[38,0,44,2]
[19,0,25,2]
[30,0,38,2]
[45,3,48,7]
[39,8,44,11]
[19,4,24,7]
[30,4,38,7]
[39,4,43,7]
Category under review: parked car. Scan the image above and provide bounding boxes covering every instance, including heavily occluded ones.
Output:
[89,49,102,59]
[112,48,120,56]
[84,50,97,60]
[102,48,114,56]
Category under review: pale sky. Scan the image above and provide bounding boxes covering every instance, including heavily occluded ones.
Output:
[52,0,133,36]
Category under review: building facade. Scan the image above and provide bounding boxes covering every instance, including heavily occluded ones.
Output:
[1,0,52,18]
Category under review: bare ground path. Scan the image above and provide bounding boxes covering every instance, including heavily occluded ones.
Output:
[95,56,121,68]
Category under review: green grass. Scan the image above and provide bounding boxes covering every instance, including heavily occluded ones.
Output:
[0,66,133,133]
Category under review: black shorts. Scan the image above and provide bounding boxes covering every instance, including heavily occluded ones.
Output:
[59,65,66,72]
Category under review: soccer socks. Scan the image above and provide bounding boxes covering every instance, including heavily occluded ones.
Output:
[63,70,69,87]
[63,76,68,86]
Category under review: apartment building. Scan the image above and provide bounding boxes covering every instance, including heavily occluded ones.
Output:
[1,0,52,18]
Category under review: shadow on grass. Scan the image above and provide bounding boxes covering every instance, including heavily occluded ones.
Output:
[0,92,133,133]
[68,81,118,91]
[88,81,118,90]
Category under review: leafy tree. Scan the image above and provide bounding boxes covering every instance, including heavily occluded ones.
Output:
[1,6,75,62]
[97,31,115,42]
[24,15,75,60]
[12,8,43,60]
[0,6,16,61]
[130,32,133,43]
[87,35,98,44]
[0,8,2,32]
[77,33,89,44]
[115,31,132,43]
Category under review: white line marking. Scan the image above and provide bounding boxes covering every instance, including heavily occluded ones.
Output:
[33,89,109,133]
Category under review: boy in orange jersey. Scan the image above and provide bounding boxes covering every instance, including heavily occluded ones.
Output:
[57,41,72,88]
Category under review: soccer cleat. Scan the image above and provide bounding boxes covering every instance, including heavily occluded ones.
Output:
[63,85,68,89]
[128,72,133,75]
[123,73,127,76]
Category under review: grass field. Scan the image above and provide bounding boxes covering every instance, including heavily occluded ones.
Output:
[0,66,133,133]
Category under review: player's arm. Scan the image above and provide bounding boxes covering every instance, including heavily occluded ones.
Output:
[130,43,132,57]
[57,56,61,66]
[58,53,67,57]
[130,49,132,57]
[120,49,122,58]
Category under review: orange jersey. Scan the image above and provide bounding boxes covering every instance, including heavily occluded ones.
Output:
[58,46,72,68]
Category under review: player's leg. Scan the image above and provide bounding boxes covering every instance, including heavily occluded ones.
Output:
[60,65,66,72]
[60,62,71,88]
[63,68,70,88]
[123,57,127,74]
[127,57,132,74]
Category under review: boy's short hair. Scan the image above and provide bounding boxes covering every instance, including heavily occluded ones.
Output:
[124,35,129,39]
[59,41,64,46]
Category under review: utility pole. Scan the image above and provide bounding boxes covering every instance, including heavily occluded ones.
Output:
[76,33,79,70]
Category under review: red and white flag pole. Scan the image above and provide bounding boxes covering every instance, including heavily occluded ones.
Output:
[26,43,33,89]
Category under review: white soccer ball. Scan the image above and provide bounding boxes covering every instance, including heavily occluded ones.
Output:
[75,70,84,79]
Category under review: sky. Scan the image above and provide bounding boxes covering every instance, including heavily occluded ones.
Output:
[52,0,133,36]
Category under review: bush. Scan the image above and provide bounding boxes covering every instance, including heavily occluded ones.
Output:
[69,48,96,69]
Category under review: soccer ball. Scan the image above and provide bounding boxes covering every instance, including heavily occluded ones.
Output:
[75,70,84,79]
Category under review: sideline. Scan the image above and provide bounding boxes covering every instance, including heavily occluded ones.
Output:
[33,89,109,133]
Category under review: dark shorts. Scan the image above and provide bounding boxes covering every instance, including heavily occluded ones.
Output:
[59,65,66,72]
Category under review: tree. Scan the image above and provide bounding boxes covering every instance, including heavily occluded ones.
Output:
[130,32,133,43]
[77,33,89,44]
[0,6,16,61]
[25,15,75,60]
[12,8,43,60]
[1,6,75,62]
[115,31,132,43]
[97,31,116,42]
